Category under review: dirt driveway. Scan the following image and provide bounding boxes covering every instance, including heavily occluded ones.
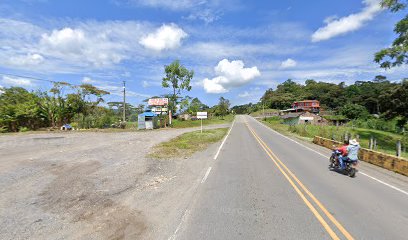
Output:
[0,124,230,240]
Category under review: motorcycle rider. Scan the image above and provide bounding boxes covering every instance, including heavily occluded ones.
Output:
[333,140,349,167]
[339,138,360,170]
[337,139,349,156]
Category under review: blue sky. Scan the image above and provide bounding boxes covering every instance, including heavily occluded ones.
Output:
[0,0,406,106]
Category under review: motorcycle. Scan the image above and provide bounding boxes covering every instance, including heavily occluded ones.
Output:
[329,149,358,178]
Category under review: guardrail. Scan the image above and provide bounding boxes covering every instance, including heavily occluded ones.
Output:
[313,136,408,177]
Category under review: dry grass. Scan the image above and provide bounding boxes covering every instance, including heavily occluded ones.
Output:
[148,128,228,159]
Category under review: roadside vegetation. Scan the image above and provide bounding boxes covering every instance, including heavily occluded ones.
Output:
[148,128,228,159]
[249,108,279,117]
[172,115,234,128]
[262,117,408,159]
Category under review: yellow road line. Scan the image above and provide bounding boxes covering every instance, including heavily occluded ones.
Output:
[245,124,340,240]
[249,126,354,240]
[246,123,354,240]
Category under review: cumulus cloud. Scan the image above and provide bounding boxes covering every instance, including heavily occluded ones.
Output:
[139,24,188,51]
[40,27,127,66]
[311,0,382,42]
[2,76,34,86]
[9,53,44,66]
[203,59,261,94]
[280,58,297,69]
[0,19,184,72]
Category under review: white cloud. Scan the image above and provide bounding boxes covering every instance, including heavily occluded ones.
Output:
[184,8,221,24]
[9,53,44,66]
[182,42,303,61]
[81,77,98,83]
[280,58,297,69]
[203,76,228,93]
[139,24,188,51]
[142,80,150,88]
[40,27,127,67]
[0,19,155,72]
[2,76,34,86]
[0,85,4,94]
[203,59,261,93]
[129,0,200,10]
[238,91,250,98]
[311,0,382,42]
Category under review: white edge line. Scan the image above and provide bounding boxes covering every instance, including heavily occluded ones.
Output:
[201,167,212,183]
[250,116,408,197]
[214,119,235,160]
[168,209,190,240]
[168,119,235,240]
[359,172,408,196]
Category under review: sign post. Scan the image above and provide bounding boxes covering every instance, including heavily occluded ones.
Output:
[197,112,208,133]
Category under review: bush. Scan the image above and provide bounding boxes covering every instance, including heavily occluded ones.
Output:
[19,127,29,132]
[0,126,8,133]
[72,108,116,129]
[347,117,401,133]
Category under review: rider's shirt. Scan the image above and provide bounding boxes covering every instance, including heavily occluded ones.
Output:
[346,144,360,161]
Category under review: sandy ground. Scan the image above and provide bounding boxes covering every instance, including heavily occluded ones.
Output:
[0,124,230,240]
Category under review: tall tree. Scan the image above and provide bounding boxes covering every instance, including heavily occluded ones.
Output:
[162,60,194,113]
[215,97,230,118]
[0,87,42,131]
[380,80,408,124]
[374,0,408,68]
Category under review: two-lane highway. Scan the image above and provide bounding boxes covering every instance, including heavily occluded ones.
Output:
[174,115,408,240]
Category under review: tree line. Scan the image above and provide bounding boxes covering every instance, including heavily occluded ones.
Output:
[0,82,146,132]
[233,76,408,131]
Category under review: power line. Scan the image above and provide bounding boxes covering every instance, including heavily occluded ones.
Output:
[0,72,56,84]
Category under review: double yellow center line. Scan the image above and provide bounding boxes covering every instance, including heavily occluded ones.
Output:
[245,122,353,240]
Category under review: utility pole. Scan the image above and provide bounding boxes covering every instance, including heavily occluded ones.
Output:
[122,81,126,122]
[263,100,265,120]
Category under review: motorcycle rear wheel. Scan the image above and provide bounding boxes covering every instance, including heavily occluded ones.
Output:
[349,168,356,178]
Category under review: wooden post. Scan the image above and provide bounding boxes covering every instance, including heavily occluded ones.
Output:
[369,136,373,150]
[201,118,203,134]
[396,140,401,157]
[373,138,377,150]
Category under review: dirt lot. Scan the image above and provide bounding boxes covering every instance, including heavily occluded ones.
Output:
[0,124,229,240]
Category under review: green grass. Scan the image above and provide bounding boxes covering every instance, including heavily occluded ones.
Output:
[171,115,234,128]
[250,108,279,117]
[148,128,228,159]
[125,121,138,129]
[262,118,408,159]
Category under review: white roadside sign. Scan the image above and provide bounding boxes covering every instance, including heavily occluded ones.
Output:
[197,112,208,133]
[197,112,208,119]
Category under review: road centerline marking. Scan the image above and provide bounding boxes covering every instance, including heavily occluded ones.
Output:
[251,117,408,198]
[214,119,235,160]
[246,122,354,240]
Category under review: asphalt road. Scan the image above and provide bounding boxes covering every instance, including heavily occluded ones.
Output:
[173,115,408,240]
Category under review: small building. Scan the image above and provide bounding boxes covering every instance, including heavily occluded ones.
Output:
[178,114,191,121]
[281,111,326,125]
[138,111,158,130]
[292,100,320,113]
